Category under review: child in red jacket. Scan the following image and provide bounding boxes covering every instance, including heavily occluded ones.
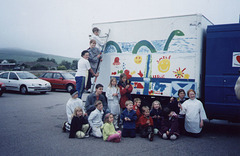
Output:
[133,98,142,132]
[139,106,154,141]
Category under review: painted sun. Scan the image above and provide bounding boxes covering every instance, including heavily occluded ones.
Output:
[173,67,186,78]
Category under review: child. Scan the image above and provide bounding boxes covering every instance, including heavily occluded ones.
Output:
[89,27,108,51]
[179,89,207,137]
[86,39,102,92]
[75,50,98,99]
[139,106,154,141]
[132,98,142,132]
[85,84,109,115]
[118,73,133,110]
[88,100,104,138]
[160,107,180,140]
[120,100,137,138]
[69,107,89,138]
[102,113,121,143]
[169,89,186,134]
[106,77,120,129]
[62,89,87,132]
[150,100,162,135]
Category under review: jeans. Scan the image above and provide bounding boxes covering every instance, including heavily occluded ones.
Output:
[75,76,85,99]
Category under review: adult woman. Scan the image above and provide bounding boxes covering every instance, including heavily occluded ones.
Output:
[179,89,207,137]
[75,50,98,99]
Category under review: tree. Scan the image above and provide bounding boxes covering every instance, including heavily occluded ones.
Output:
[57,65,67,70]
[7,59,17,63]
[37,58,47,62]
[60,60,71,69]
[30,64,48,70]
[50,58,57,64]
[71,60,78,70]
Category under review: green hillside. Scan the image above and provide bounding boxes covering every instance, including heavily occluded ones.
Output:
[0,48,79,64]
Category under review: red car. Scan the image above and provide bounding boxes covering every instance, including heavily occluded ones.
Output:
[39,71,76,92]
[0,82,6,96]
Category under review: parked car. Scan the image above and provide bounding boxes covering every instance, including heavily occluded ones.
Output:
[0,82,6,96]
[39,71,76,92]
[0,71,51,94]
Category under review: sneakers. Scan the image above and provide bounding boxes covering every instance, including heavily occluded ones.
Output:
[170,134,177,140]
[62,122,67,132]
[148,132,154,141]
[162,133,168,139]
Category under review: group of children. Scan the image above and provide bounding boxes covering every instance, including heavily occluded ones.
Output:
[64,27,207,142]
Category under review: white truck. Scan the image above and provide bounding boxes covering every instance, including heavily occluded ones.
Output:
[93,14,240,121]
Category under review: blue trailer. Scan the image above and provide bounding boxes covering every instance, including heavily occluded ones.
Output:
[205,24,240,122]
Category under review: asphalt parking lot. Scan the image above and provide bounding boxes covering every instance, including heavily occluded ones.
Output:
[0,91,240,156]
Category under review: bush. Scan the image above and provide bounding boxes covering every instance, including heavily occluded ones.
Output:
[30,64,48,70]
[57,65,67,70]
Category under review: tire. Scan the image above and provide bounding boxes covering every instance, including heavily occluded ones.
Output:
[20,86,28,94]
[0,92,3,96]
[66,84,74,92]
[40,91,46,94]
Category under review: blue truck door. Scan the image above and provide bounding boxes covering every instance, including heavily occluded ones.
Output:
[205,24,240,121]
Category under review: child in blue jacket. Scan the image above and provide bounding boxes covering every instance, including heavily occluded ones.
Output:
[120,100,137,138]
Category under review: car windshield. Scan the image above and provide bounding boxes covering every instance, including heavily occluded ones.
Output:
[61,73,75,79]
[17,72,38,79]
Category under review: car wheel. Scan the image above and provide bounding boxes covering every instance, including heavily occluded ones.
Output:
[0,92,2,96]
[20,86,28,94]
[40,91,46,94]
[66,84,74,92]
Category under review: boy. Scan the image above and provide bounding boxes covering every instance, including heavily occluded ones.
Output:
[120,100,137,138]
[85,84,109,115]
[132,98,142,132]
[139,106,154,141]
[75,50,98,99]
[62,89,87,132]
[89,27,108,51]
[88,100,104,138]
[160,107,180,140]
[85,39,102,92]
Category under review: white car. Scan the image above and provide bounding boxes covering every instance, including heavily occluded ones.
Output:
[0,71,51,94]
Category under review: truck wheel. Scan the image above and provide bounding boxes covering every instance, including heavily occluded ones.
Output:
[66,84,74,92]
[20,86,28,94]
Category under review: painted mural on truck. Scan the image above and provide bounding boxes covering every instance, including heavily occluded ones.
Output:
[107,30,197,97]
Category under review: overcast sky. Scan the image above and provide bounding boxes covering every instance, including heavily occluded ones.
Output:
[0,0,240,58]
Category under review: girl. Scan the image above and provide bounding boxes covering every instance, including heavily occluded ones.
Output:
[69,107,89,139]
[150,100,162,135]
[118,73,133,110]
[106,77,120,129]
[179,89,207,137]
[102,113,121,143]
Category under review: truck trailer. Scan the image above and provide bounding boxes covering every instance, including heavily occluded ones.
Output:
[93,14,240,122]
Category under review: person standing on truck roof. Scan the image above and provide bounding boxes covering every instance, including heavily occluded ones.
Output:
[179,89,207,137]
[168,89,186,134]
[118,73,133,110]
[90,27,108,51]
[85,39,102,92]
[75,50,98,99]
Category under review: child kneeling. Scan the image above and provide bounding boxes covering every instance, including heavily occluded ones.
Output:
[160,107,180,140]
[69,107,89,138]
[121,100,137,138]
[102,113,121,143]
[139,106,154,141]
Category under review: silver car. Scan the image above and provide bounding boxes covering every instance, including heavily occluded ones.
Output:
[0,71,51,94]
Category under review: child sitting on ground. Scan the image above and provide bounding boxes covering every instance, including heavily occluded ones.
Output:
[88,100,104,138]
[63,89,86,132]
[69,107,89,139]
[160,107,180,140]
[102,113,121,143]
[139,106,154,141]
[121,100,137,138]
[150,100,162,135]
